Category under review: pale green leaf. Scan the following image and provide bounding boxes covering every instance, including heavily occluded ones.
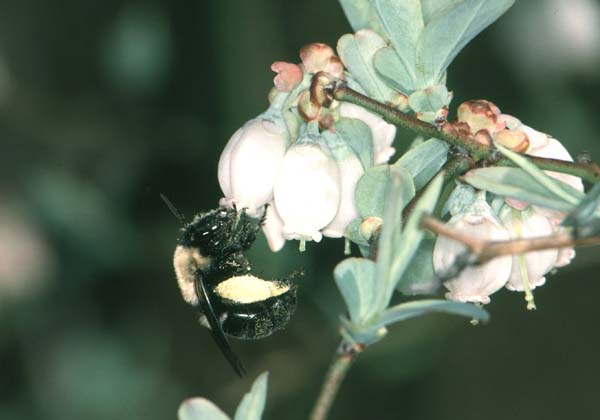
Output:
[355,165,391,218]
[420,0,463,23]
[563,182,600,227]
[233,372,269,420]
[338,0,388,39]
[417,0,514,84]
[388,172,444,294]
[376,299,489,329]
[371,0,423,87]
[334,258,378,324]
[373,45,415,94]
[178,399,230,420]
[392,138,448,189]
[407,85,450,114]
[337,30,397,102]
[496,143,583,205]
[397,238,439,295]
[371,171,406,319]
[335,117,374,170]
[464,167,575,212]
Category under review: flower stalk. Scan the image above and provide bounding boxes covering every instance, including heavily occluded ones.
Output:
[309,341,361,420]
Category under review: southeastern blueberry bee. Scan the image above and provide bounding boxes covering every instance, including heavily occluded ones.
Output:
[162,196,297,376]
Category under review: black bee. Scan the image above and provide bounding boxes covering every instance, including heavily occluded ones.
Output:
[163,196,297,376]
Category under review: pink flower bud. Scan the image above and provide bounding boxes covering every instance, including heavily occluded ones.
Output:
[271,61,303,92]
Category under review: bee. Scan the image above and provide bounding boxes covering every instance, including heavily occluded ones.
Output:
[163,196,297,376]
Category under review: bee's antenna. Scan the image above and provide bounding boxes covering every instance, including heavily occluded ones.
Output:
[160,193,186,224]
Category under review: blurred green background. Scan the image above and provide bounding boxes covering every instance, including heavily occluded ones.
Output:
[1,1,600,419]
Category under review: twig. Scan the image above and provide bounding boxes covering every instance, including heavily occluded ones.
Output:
[326,81,600,183]
[309,342,360,420]
[420,214,600,264]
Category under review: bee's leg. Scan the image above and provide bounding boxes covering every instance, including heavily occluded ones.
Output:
[193,271,246,377]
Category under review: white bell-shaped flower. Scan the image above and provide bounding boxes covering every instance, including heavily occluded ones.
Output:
[321,132,364,238]
[527,136,584,193]
[218,116,287,217]
[434,197,512,304]
[339,103,396,164]
[274,129,341,246]
[500,206,559,309]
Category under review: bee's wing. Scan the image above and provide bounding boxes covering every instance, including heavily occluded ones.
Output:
[194,271,246,377]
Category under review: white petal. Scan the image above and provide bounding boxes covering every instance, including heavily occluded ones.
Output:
[434,205,512,303]
[322,150,363,238]
[219,119,287,217]
[274,143,340,242]
[262,202,286,252]
[217,126,244,199]
[501,208,558,291]
[339,103,396,164]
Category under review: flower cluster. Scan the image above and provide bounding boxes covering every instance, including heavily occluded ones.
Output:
[217,43,396,251]
[434,100,584,307]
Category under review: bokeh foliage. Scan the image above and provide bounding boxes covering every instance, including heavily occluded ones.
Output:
[1,1,600,419]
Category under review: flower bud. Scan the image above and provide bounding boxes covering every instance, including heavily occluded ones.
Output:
[271,61,303,92]
[494,129,530,153]
[457,100,504,134]
[359,216,382,242]
[339,103,396,164]
[273,136,341,244]
[434,199,512,304]
[218,118,287,217]
[299,43,344,78]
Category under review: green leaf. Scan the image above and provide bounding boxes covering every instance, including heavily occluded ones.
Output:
[338,0,388,39]
[334,258,378,324]
[335,117,374,169]
[392,138,448,190]
[355,165,391,218]
[373,46,415,94]
[420,0,464,23]
[496,144,583,205]
[465,167,576,212]
[563,182,600,227]
[388,172,444,295]
[375,299,489,329]
[417,0,514,84]
[407,85,452,122]
[234,372,269,420]
[397,238,439,295]
[178,399,230,420]
[371,0,423,87]
[370,168,428,317]
[370,171,406,319]
[337,30,397,102]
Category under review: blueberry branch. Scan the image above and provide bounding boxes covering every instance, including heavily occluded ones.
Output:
[326,81,600,184]
[420,214,600,264]
[309,342,361,420]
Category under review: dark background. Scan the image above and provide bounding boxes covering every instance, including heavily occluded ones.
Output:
[1,1,600,419]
